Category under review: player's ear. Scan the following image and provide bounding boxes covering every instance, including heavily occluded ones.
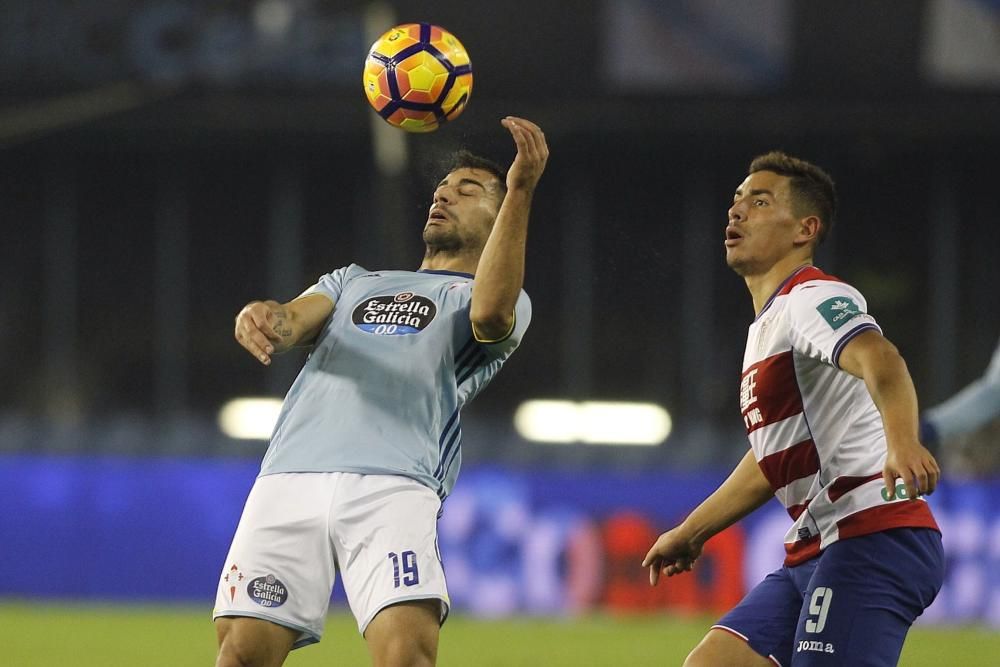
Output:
[795,215,821,246]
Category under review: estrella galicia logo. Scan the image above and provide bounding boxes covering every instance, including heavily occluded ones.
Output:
[247,574,288,607]
[352,292,437,335]
[816,296,862,330]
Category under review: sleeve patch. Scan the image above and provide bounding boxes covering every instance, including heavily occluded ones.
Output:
[816,296,863,330]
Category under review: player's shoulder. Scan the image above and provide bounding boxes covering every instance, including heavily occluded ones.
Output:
[325,263,371,283]
[337,264,413,289]
[780,267,873,333]
[785,266,863,303]
[344,263,375,279]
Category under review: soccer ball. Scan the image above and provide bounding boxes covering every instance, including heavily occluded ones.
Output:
[363,23,473,133]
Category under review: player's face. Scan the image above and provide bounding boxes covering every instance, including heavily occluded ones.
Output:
[725,171,805,276]
[423,168,502,252]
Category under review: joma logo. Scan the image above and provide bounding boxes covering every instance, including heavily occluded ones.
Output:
[796,640,835,654]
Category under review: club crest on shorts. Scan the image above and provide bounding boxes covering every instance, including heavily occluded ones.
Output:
[223,563,244,603]
[352,293,437,335]
[247,574,289,607]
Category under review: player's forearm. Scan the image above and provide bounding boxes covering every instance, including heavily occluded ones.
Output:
[681,449,774,546]
[470,188,531,339]
[259,296,329,352]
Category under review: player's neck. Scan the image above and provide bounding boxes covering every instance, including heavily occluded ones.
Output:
[745,256,813,315]
[419,248,480,276]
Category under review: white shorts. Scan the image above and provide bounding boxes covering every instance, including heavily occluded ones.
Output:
[213,472,449,647]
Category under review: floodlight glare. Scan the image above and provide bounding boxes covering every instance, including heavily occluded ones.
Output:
[218,397,283,440]
[514,400,671,446]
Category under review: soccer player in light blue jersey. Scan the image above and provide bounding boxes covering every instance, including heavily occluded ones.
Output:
[920,335,1000,449]
[214,117,548,667]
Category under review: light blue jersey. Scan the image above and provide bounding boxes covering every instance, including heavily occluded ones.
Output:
[923,335,1000,442]
[259,264,530,500]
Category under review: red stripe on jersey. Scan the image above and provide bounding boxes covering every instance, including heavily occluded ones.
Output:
[741,352,803,434]
[758,439,819,491]
[775,265,843,297]
[787,500,811,521]
[837,501,939,541]
[827,473,883,503]
[784,534,821,566]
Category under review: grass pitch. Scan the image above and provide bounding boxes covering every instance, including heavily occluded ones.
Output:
[2,601,997,666]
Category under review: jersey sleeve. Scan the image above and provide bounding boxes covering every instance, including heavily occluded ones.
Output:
[785,281,882,369]
[298,264,360,305]
[477,290,532,360]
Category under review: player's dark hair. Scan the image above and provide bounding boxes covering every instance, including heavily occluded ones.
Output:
[443,149,507,199]
[749,151,837,244]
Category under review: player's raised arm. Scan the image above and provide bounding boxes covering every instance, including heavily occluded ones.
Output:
[838,329,940,501]
[234,293,334,365]
[643,449,773,585]
[470,116,548,342]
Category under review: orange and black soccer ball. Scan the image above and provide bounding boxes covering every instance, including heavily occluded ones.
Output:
[363,23,473,132]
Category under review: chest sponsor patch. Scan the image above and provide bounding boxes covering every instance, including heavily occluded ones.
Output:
[352,292,437,335]
[816,296,862,330]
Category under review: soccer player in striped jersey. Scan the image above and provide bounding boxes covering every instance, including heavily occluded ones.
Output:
[643,152,943,666]
[214,117,547,667]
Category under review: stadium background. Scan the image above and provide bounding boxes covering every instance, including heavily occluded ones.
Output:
[2,0,999,664]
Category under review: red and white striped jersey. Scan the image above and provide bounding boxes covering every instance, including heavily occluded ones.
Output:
[739,265,938,566]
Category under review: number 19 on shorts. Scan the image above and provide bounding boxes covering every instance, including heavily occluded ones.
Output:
[388,551,420,588]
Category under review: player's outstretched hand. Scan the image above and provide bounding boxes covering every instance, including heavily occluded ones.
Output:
[234,300,284,366]
[641,527,703,586]
[500,116,548,194]
[883,439,940,501]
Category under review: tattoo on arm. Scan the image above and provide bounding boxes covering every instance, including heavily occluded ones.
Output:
[272,308,293,338]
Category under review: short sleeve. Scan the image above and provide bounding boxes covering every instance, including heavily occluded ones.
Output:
[785,282,882,368]
[478,290,532,360]
[298,264,360,305]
